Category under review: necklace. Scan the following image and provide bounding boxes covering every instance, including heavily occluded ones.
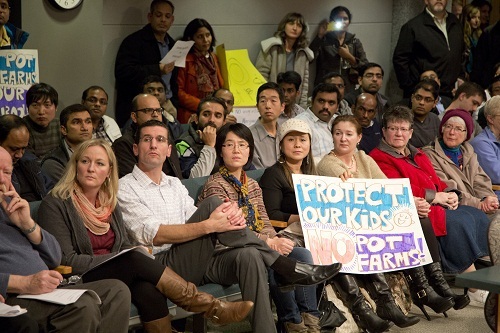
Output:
[331,150,356,169]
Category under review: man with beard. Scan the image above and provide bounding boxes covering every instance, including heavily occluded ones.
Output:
[81,86,121,144]
[345,63,390,122]
[322,72,352,116]
[112,93,183,179]
[175,96,227,178]
[408,80,440,148]
[296,83,340,163]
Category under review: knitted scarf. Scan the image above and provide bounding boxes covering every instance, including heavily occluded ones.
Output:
[219,166,264,232]
[71,184,112,235]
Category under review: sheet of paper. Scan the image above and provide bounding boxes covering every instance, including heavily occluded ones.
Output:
[160,40,195,68]
[82,246,154,278]
[17,289,101,306]
[0,302,27,317]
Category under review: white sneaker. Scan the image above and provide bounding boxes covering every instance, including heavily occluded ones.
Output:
[467,289,488,304]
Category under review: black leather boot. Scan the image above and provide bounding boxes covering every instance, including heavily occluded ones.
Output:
[364,273,420,328]
[333,274,393,333]
[404,266,455,321]
[425,262,470,310]
[272,256,342,291]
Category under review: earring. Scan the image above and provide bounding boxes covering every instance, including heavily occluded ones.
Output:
[305,155,310,165]
[278,151,286,164]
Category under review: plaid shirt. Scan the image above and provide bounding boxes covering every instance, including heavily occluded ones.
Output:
[93,118,109,142]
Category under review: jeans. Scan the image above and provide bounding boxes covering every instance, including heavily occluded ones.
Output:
[269,247,321,324]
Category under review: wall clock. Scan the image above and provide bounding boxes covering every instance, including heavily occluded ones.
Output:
[48,0,83,10]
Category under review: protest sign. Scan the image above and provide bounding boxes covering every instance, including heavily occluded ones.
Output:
[293,174,432,274]
[0,49,38,117]
[216,44,267,106]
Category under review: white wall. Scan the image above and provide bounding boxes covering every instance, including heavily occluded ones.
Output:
[22,0,393,117]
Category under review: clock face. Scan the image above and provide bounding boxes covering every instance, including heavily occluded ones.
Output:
[49,0,83,10]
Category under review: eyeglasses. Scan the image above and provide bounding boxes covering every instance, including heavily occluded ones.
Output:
[386,126,411,133]
[363,73,383,80]
[136,108,163,115]
[85,97,108,105]
[140,135,169,143]
[443,124,466,133]
[0,3,10,10]
[221,142,250,150]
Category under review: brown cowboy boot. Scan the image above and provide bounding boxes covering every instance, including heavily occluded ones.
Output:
[155,267,254,325]
[142,315,172,333]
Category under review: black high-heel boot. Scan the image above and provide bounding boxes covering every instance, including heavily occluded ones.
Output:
[364,273,420,328]
[333,274,393,333]
[404,266,455,321]
[425,262,470,310]
[272,257,342,291]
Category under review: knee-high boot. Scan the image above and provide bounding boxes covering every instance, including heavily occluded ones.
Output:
[364,273,420,328]
[155,267,254,326]
[142,315,172,333]
[424,262,470,310]
[333,274,393,333]
[404,266,455,321]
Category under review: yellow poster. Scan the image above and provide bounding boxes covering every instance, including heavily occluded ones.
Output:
[216,44,266,107]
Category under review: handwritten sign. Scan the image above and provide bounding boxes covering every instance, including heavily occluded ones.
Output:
[293,174,432,274]
[216,44,267,107]
[0,49,39,117]
[232,107,259,127]
[160,40,195,68]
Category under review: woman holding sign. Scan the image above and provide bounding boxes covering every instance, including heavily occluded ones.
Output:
[260,118,418,332]
[370,106,489,306]
[198,123,326,333]
[37,139,253,332]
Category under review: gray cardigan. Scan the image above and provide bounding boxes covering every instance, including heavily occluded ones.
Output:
[38,194,133,275]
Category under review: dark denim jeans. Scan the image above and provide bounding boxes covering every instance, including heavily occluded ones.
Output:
[268,247,321,325]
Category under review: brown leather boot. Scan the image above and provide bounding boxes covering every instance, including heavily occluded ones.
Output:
[301,312,321,333]
[155,267,254,325]
[142,315,172,333]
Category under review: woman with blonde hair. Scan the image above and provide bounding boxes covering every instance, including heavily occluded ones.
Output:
[38,139,253,333]
[463,4,482,76]
[256,12,314,108]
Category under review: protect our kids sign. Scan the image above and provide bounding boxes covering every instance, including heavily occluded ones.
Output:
[292,174,432,274]
[0,50,39,117]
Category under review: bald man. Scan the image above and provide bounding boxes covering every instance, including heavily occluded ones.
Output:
[352,93,381,153]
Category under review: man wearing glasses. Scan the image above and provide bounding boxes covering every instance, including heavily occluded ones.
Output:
[408,80,441,148]
[112,93,182,179]
[175,96,227,178]
[345,63,391,123]
[81,86,121,144]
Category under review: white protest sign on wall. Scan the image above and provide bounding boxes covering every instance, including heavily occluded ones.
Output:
[293,174,432,274]
[0,49,39,117]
